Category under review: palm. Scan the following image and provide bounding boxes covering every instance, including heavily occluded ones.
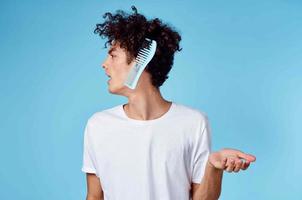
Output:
[208,148,256,172]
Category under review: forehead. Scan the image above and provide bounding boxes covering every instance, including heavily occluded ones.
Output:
[108,41,124,54]
[107,40,134,63]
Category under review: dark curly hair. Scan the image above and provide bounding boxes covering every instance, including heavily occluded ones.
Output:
[94,6,182,88]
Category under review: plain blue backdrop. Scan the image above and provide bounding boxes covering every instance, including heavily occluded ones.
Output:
[1,0,301,199]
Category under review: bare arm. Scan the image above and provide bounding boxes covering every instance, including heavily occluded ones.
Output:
[86,173,104,200]
[191,148,256,200]
[191,161,223,200]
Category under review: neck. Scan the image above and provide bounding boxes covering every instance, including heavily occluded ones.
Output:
[123,86,172,121]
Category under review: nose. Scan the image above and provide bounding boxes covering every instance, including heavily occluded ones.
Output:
[102,55,111,69]
[102,59,108,70]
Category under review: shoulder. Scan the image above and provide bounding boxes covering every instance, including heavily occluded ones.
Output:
[174,102,209,123]
[173,103,211,142]
[86,104,122,126]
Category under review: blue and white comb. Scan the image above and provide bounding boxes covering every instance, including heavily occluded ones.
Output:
[124,38,157,90]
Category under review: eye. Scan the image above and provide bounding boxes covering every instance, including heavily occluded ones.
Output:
[110,54,116,58]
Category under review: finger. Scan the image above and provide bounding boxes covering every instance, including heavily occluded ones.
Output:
[220,157,228,170]
[236,151,256,162]
[241,161,250,170]
[233,159,243,172]
[225,158,236,172]
[221,157,227,168]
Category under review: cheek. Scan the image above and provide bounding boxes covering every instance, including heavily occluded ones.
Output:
[111,67,129,83]
[117,61,133,77]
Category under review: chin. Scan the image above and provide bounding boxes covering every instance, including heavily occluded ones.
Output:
[108,86,118,94]
[108,83,130,96]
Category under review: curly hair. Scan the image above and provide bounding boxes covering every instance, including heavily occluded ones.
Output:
[94,5,182,88]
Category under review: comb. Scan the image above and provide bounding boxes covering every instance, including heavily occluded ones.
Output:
[124,38,157,89]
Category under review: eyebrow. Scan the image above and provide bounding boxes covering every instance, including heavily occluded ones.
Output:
[108,47,117,55]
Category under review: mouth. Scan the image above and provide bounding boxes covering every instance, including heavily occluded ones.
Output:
[106,73,111,79]
[106,74,111,84]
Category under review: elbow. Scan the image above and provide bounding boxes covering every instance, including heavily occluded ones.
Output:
[207,191,221,200]
[206,189,221,200]
[86,195,104,200]
[193,191,221,200]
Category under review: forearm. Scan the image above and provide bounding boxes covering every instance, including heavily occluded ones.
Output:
[192,161,223,200]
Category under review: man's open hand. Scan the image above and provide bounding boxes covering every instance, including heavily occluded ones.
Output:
[208,148,256,172]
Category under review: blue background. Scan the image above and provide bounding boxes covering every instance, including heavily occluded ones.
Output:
[1,0,301,199]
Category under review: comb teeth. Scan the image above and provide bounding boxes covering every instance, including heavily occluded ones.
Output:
[135,45,153,64]
[124,38,157,89]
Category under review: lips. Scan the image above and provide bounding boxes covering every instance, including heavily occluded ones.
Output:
[106,73,111,84]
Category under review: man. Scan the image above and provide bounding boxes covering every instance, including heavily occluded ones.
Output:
[81,6,256,200]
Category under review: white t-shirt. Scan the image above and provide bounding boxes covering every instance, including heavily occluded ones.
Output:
[81,102,212,200]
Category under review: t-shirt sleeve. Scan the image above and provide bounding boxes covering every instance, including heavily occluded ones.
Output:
[81,120,98,175]
[191,114,212,184]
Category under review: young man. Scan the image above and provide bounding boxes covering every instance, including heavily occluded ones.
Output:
[81,6,256,200]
